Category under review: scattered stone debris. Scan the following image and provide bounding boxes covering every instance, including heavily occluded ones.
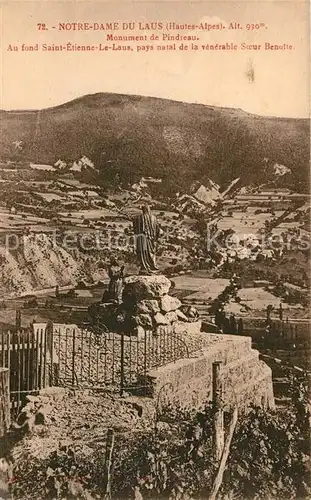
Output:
[11,388,155,467]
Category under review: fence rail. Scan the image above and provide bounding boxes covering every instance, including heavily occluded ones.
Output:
[52,323,190,393]
[240,317,310,343]
[0,327,51,416]
[1,322,192,417]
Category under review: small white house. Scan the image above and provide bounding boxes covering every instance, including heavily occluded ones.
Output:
[54,159,67,170]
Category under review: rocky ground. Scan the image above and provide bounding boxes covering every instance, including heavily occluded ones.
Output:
[10,387,156,498]
[12,388,154,460]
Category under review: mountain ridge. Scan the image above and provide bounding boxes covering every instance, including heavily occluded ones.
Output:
[1,92,308,120]
[1,92,309,193]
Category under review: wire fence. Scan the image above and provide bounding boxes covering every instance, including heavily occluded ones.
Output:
[52,323,190,394]
[0,321,192,417]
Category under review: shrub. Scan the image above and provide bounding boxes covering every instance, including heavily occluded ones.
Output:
[112,387,311,500]
[11,379,310,500]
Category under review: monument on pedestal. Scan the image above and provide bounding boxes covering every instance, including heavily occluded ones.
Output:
[125,204,200,334]
[132,204,160,275]
[88,205,201,334]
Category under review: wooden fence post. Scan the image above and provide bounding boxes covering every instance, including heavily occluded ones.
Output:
[212,361,224,462]
[120,334,125,396]
[15,310,21,331]
[0,368,10,436]
[210,407,238,500]
[72,328,76,387]
[46,321,54,386]
[104,428,115,499]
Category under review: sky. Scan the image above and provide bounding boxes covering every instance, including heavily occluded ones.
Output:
[0,0,309,118]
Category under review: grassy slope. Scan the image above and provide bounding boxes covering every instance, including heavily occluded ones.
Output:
[0,93,309,191]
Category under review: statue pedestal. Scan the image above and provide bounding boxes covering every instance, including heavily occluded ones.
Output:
[122,274,201,336]
[123,274,171,301]
[88,274,201,335]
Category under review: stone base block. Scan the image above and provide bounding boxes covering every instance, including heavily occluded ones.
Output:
[123,275,171,301]
[143,334,275,413]
[173,320,202,335]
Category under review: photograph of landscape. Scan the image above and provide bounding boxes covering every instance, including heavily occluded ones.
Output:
[0,1,310,499]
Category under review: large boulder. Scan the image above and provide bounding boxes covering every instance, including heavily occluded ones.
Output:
[132,314,153,329]
[123,275,171,301]
[154,312,170,325]
[164,311,178,323]
[160,295,182,313]
[136,299,160,315]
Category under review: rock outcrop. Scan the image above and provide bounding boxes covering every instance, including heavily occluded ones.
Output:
[88,274,201,336]
[0,233,108,298]
[124,275,202,336]
[123,275,171,301]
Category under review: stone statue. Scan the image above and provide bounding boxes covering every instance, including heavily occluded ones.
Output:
[133,205,160,274]
[107,258,124,303]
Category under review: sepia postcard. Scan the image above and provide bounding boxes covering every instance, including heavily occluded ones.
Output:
[0,0,310,498]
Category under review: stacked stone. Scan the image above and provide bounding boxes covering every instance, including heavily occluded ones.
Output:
[122,275,201,337]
